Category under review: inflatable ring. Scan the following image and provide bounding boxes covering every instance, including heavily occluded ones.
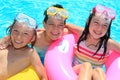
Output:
[105,50,120,80]
[45,34,77,80]
[7,65,39,80]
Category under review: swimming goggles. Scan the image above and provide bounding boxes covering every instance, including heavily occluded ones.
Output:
[47,7,69,19]
[15,13,37,29]
[92,4,116,20]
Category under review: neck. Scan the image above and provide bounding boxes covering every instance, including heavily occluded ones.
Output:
[15,46,28,50]
[43,31,53,45]
[85,35,100,49]
[9,45,28,52]
[87,34,100,43]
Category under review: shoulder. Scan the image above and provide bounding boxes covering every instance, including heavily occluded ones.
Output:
[36,28,45,38]
[27,48,38,57]
[36,28,45,35]
[27,48,41,64]
[107,38,120,53]
[37,29,44,36]
[27,48,36,55]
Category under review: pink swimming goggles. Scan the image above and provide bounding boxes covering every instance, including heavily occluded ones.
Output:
[92,4,116,20]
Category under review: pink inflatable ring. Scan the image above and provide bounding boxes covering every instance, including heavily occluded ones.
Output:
[45,34,77,80]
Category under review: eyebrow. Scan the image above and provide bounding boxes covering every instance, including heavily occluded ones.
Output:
[92,18,99,21]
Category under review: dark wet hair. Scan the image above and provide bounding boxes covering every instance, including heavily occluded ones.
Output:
[43,4,66,24]
[6,19,38,48]
[77,12,112,59]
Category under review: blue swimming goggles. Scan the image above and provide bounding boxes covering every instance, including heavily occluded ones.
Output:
[15,13,37,29]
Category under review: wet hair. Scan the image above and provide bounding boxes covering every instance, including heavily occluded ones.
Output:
[43,4,66,24]
[77,12,112,59]
[6,19,38,48]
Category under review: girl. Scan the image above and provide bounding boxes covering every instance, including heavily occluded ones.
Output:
[0,13,47,80]
[66,4,120,80]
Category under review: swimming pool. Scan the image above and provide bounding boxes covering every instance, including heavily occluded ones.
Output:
[0,0,120,43]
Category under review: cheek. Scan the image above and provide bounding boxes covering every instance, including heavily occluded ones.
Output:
[23,39,32,45]
[23,36,33,42]
[60,29,64,34]
[89,26,93,33]
[102,29,108,35]
[10,33,16,40]
[25,37,31,41]
[46,28,52,35]
[10,36,14,42]
[11,32,16,37]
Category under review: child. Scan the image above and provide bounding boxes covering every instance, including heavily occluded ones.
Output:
[0,13,47,80]
[33,4,69,64]
[66,4,120,80]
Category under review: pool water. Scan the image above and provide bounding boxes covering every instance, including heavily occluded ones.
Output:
[0,0,120,43]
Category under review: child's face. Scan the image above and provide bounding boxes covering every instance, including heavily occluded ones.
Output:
[44,16,65,40]
[89,13,111,39]
[11,21,35,48]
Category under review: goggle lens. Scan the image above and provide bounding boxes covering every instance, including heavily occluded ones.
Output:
[47,7,68,19]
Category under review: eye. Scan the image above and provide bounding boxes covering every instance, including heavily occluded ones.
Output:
[58,24,64,28]
[23,32,29,36]
[12,29,18,33]
[48,23,55,27]
[94,21,99,24]
[93,21,99,26]
[59,24,64,27]
[103,24,108,29]
[48,23,54,25]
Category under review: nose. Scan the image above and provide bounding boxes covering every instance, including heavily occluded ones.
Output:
[53,25,59,30]
[97,24,103,31]
[15,33,22,39]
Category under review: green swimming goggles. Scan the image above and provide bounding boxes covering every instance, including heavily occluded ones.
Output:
[47,7,69,19]
[15,13,37,29]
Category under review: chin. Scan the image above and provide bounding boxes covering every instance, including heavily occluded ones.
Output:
[14,45,21,48]
[51,37,60,41]
[52,38,58,41]
[13,44,22,49]
[93,36,101,40]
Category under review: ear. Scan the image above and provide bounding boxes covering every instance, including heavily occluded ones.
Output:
[31,35,36,43]
[43,21,47,29]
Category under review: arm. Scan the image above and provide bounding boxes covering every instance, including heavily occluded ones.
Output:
[30,50,48,80]
[108,39,120,53]
[0,36,11,49]
[65,23,84,37]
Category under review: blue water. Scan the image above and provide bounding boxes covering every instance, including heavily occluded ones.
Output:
[0,0,120,43]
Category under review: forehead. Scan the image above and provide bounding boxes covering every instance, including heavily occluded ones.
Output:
[92,13,111,23]
[13,21,33,31]
[47,16,65,24]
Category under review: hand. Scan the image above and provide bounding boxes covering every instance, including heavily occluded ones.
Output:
[0,36,11,49]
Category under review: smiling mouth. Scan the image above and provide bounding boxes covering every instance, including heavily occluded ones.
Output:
[51,32,60,36]
[14,40,22,44]
[94,30,102,35]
